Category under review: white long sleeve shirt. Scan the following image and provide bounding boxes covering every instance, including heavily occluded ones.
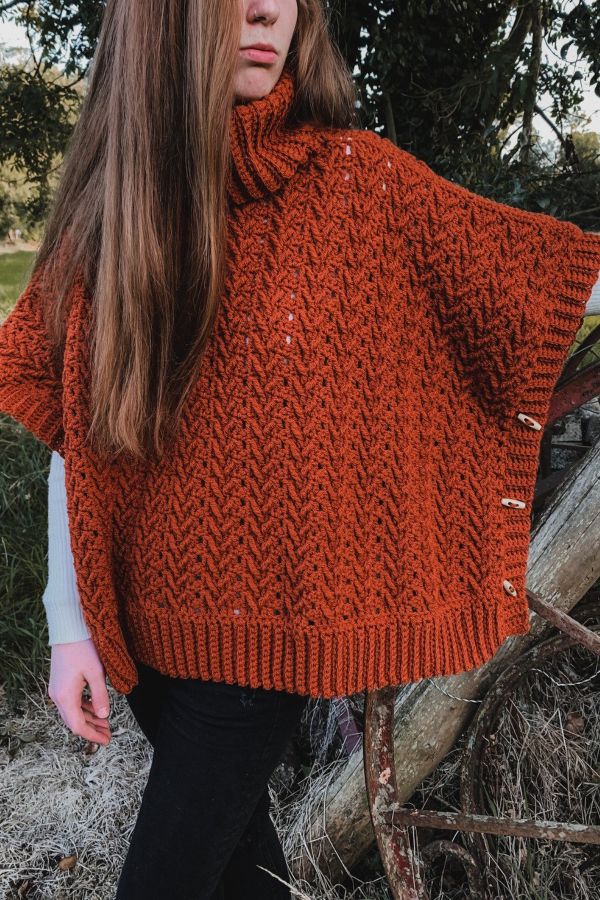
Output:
[42,449,92,643]
[41,277,600,644]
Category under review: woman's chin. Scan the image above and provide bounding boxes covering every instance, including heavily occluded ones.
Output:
[233,64,283,104]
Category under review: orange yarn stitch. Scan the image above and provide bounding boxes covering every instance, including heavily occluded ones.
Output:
[2,65,600,697]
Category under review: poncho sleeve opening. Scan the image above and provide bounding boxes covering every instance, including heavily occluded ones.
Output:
[0,264,65,454]
[388,145,600,426]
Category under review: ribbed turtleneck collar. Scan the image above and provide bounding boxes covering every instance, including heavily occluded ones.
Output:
[227,64,320,205]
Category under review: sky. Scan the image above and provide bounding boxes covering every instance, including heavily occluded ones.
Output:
[1,16,599,146]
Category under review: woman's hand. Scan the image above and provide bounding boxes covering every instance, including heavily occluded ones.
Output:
[48,638,112,746]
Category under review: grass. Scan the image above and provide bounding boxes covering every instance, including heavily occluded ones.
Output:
[0,416,52,708]
[0,249,52,706]
[0,250,36,320]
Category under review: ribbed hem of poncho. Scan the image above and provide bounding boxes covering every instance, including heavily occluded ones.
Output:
[120,599,512,698]
[0,384,64,454]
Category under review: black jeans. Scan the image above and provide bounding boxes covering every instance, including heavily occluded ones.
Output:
[114,659,309,900]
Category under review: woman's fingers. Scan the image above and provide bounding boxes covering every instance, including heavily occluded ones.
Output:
[57,699,112,745]
[81,697,112,731]
[86,669,111,722]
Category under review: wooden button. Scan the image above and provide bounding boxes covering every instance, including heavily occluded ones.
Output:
[517,412,542,430]
[503,579,517,596]
[501,497,526,509]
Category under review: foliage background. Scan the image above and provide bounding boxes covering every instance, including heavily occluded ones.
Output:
[1,0,600,238]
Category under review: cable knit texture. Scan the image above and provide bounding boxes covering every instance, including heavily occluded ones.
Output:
[2,65,600,697]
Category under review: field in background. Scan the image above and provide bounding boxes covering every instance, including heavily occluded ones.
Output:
[0,246,36,320]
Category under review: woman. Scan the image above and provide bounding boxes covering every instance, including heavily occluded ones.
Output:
[1,1,600,898]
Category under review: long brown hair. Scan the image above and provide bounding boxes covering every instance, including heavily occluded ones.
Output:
[32,0,358,463]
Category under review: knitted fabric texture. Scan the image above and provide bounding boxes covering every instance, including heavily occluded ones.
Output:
[2,66,600,698]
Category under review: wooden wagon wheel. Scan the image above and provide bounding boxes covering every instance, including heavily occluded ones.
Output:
[459,610,600,894]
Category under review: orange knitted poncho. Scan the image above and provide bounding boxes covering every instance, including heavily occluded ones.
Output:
[2,67,600,698]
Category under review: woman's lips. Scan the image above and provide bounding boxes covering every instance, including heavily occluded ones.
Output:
[239,47,278,64]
